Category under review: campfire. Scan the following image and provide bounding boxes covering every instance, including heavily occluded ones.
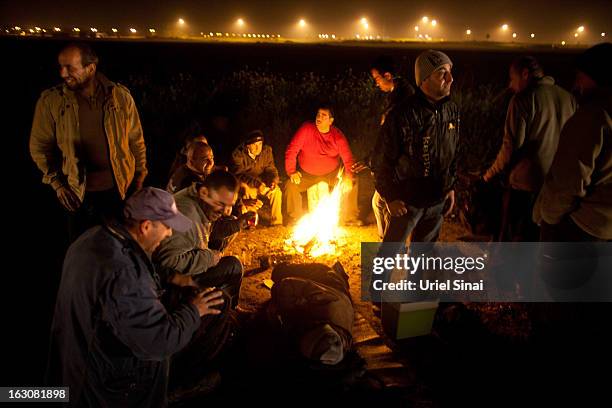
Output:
[285,170,347,257]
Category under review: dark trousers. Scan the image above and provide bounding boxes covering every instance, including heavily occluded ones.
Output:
[194,256,243,308]
[283,170,359,223]
[530,217,611,343]
[499,189,539,242]
[540,217,608,242]
[68,188,123,243]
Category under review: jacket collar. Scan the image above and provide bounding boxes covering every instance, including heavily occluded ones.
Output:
[61,71,115,100]
[415,87,450,109]
[186,183,212,225]
[105,220,153,261]
[521,76,555,94]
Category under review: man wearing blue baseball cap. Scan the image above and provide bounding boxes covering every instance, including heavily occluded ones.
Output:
[47,187,225,407]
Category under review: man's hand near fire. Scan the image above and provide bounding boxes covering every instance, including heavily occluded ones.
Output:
[242,198,263,212]
[387,200,408,217]
[289,171,302,185]
[257,182,270,196]
[191,287,225,317]
[342,177,354,193]
[351,159,369,174]
[238,211,258,230]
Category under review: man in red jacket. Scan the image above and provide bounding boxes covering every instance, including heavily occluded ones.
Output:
[284,106,360,225]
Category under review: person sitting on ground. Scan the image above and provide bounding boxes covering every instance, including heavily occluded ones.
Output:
[154,170,256,309]
[284,105,360,226]
[167,141,215,193]
[231,130,283,226]
[168,119,209,177]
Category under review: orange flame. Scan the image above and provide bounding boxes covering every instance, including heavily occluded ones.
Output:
[286,169,346,257]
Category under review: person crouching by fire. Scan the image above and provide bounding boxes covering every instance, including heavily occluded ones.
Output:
[284,104,361,226]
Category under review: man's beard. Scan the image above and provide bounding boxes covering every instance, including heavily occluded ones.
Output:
[65,73,94,91]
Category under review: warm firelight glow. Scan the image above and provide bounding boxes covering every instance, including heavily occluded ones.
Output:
[286,170,346,257]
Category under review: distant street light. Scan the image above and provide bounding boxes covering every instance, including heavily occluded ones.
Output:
[129,28,137,33]
[561,41,566,45]
[602,32,606,37]
[501,24,509,31]
[530,33,535,38]
[466,29,471,35]
[361,18,368,25]
[53,27,61,32]
[512,32,517,38]
[178,18,185,25]
[237,18,245,27]
[73,27,80,32]
[298,19,307,28]
[422,16,429,24]
[574,33,579,38]
[149,28,156,33]
[577,26,585,33]
[90,27,97,32]
[111,28,118,33]
[414,26,419,32]
[431,19,437,27]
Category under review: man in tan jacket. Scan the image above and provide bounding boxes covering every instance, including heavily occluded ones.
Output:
[30,43,147,241]
[534,43,612,241]
[483,56,576,241]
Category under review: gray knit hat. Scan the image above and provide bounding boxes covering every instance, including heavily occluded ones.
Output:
[415,50,453,86]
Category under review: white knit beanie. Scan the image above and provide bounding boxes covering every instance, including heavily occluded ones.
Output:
[415,50,453,86]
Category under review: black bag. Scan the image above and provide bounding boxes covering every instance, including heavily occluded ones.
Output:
[162,285,239,383]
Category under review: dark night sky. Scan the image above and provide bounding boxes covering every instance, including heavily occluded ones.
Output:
[1,0,611,41]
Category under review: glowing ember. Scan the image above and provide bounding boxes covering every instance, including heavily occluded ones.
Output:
[286,170,346,257]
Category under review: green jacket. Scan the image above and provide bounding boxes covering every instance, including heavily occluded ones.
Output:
[154,184,217,277]
[29,73,147,200]
[484,76,576,192]
[534,88,612,239]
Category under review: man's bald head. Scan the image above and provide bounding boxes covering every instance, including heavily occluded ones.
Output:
[187,141,215,176]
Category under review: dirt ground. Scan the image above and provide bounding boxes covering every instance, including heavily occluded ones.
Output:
[226,218,531,340]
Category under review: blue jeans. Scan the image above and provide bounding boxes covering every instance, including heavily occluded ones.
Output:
[372,200,445,302]
[383,200,445,245]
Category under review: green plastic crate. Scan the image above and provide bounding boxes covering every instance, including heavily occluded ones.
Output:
[381,300,439,339]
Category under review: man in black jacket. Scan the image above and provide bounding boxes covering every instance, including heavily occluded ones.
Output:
[373,49,459,245]
[352,55,415,239]
[47,187,224,407]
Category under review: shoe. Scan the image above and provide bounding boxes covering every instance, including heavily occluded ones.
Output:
[371,302,382,318]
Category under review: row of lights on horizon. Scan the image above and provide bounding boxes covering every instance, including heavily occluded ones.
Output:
[7,18,608,42]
